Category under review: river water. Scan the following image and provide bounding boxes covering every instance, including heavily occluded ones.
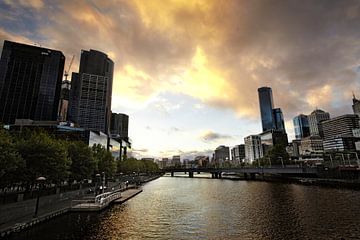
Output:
[8,175,360,239]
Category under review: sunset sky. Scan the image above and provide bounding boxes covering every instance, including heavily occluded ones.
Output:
[1,0,360,159]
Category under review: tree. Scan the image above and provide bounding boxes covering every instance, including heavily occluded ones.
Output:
[263,144,290,166]
[17,131,70,184]
[0,127,24,187]
[68,141,96,181]
[92,144,116,178]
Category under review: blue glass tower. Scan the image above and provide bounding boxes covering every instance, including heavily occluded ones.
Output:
[293,114,310,139]
[258,87,275,132]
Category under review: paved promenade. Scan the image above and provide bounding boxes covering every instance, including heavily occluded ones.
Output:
[0,189,84,232]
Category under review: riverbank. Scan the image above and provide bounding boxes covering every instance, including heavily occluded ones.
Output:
[0,174,162,238]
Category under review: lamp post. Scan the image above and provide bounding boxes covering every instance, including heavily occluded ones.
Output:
[102,172,105,194]
[33,176,46,218]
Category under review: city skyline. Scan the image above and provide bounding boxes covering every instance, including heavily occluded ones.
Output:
[0,0,360,158]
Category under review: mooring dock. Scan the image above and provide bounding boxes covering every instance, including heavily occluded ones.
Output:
[71,188,143,212]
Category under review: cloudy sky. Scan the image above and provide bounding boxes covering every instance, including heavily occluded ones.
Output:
[1,0,360,159]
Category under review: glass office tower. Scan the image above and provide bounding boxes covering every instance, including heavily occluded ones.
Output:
[0,40,65,124]
[258,87,276,132]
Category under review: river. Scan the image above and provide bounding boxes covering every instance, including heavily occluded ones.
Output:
[7,175,360,239]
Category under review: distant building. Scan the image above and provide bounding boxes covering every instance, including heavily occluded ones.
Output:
[231,144,245,165]
[194,156,209,167]
[258,87,286,133]
[110,113,129,140]
[214,145,230,166]
[273,108,285,132]
[259,129,288,155]
[299,136,323,156]
[322,114,360,152]
[68,49,113,134]
[172,155,181,166]
[0,40,65,124]
[308,109,330,138]
[293,114,310,139]
[244,135,263,163]
[352,94,360,117]
[258,87,276,132]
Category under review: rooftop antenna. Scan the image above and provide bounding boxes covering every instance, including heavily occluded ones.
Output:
[64,55,75,80]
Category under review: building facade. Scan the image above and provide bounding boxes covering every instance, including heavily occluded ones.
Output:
[308,109,330,138]
[231,144,245,165]
[110,113,129,140]
[293,114,310,139]
[299,136,323,156]
[322,114,360,152]
[0,40,65,124]
[273,108,285,132]
[244,135,263,163]
[68,49,113,134]
[58,80,71,121]
[214,145,230,166]
[352,94,360,117]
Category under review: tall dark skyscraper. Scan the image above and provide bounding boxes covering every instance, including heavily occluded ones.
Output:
[273,108,285,132]
[68,49,114,133]
[0,40,65,124]
[258,87,275,132]
[293,114,310,139]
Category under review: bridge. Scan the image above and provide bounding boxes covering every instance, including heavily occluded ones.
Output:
[165,166,319,179]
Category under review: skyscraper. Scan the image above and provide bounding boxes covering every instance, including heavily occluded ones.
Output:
[258,87,275,131]
[273,108,285,132]
[308,109,330,138]
[110,113,129,140]
[0,40,65,124]
[68,49,113,133]
[293,114,310,139]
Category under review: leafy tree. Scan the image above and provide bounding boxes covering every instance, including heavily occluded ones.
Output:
[263,144,290,166]
[92,144,116,178]
[17,131,70,184]
[0,127,24,187]
[68,141,96,181]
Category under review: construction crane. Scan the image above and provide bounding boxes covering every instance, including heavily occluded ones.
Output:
[64,55,75,80]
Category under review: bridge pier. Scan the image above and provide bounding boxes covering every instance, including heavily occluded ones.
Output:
[171,172,174,177]
[218,172,222,179]
[244,173,248,180]
[189,172,194,178]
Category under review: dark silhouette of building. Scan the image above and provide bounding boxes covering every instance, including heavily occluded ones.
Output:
[0,40,65,124]
[68,49,113,134]
[352,93,360,118]
[293,114,310,139]
[110,113,129,140]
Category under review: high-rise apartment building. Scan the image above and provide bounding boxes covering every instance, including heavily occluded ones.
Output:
[293,114,310,139]
[0,40,65,124]
[68,49,113,133]
[244,135,263,163]
[308,109,330,138]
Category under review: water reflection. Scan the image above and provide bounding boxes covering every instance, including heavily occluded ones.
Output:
[8,177,360,240]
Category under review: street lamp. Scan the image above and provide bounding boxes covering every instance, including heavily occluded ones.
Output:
[102,172,105,194]
[33,176,46,218]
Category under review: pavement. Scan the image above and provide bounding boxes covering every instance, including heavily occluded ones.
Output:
[0,189,86,232]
